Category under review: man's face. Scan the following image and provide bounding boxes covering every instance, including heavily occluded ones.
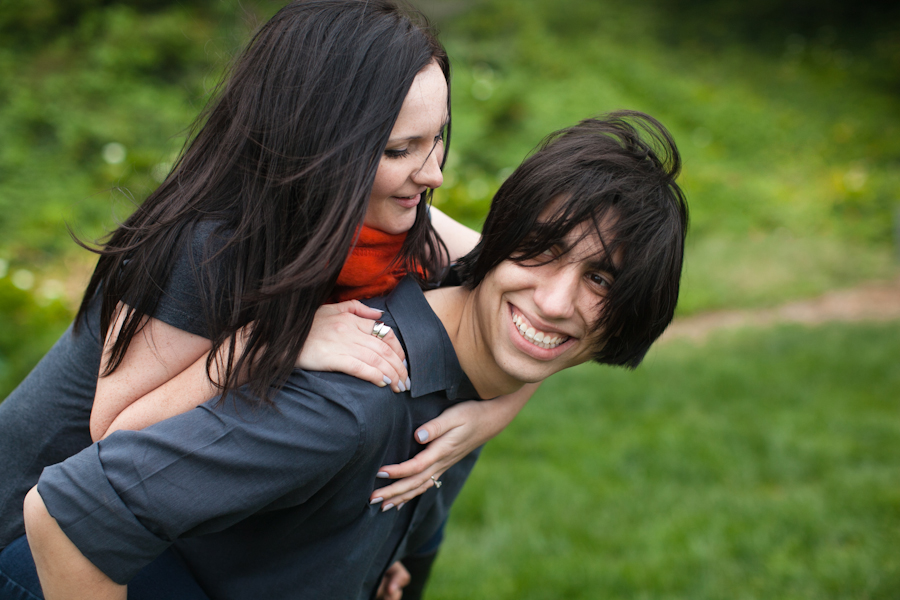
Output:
[471,220,618,387]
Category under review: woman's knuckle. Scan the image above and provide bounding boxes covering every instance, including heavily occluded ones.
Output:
[347,361,367,378]
[333,321,352,335]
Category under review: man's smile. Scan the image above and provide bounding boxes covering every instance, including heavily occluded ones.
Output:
[510,307,568,349]
[507,304,579,362]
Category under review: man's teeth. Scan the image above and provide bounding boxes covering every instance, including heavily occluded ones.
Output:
[512,313,567,349]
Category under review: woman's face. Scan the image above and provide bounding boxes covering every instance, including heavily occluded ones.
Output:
[365,61,449,235]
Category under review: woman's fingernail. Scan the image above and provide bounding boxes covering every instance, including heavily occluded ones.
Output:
[370,497,383,505]
[374,308,384,313]
[405,377,411,390]
[398,381,406,393]
[376,471,390,478]
[416,430,429,443]
[382,503,395,512]
[403,359,408,369]
[397,502,406,511]
[383,375,392,386]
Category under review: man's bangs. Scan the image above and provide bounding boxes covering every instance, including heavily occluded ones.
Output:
[512,193,617,265]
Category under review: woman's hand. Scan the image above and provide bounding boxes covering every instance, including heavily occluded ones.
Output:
[375,561,411,600]
[297,300,410,393]
[369,383,538,508]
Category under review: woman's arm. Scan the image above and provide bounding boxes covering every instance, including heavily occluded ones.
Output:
[94,301,411,440]
[97,210,478,460]
[90,303,211,441]
[370,382,539,508]
[24,486,126,600]
[364,206,493,508]
[430,206,480,263]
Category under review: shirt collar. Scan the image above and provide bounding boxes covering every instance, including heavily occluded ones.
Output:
[385,277,480,401]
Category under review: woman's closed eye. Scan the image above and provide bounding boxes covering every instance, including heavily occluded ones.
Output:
[384,129,444,161]
[384,147,410,159]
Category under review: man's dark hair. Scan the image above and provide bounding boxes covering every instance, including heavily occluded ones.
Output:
[76,0,450,404]
[457,111,688,368]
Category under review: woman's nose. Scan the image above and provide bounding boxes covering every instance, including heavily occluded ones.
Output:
[413,145,443,189]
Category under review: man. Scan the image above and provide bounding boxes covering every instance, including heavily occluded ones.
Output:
[18,111,687,599]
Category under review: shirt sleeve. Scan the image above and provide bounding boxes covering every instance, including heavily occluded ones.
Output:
[126,221,233,338]
[37,375,363,585]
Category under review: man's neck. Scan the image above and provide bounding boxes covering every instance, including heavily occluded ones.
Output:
[424,286,524,400]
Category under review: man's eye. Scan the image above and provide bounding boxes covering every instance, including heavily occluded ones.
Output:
[589,273,612,289]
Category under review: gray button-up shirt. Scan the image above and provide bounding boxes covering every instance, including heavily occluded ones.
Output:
[38,277,481,599]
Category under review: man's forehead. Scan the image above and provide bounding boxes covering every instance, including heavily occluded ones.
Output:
[543,218,621,273]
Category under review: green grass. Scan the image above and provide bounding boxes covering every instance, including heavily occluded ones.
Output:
[430,321,900,599]
[679,233,897,314]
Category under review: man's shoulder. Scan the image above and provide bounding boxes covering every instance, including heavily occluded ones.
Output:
[279,370,400,442]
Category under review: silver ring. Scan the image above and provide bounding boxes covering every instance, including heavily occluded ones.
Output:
[371,321,390,340]
[431,475,442,489]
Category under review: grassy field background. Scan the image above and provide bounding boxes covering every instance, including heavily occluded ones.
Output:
[1,0,898,597]
[433,322,900,599]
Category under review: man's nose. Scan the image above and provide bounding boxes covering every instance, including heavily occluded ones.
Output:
[413,145,443,189]
[532,267,578,320]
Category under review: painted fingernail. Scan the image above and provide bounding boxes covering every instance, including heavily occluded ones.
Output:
[374,308,384,313]
[370,497,383,505]
[382,503,395,512]
[416,430,429,443]
[405,377,411,390]
[398,381,406,393]
[376,471,390,478]
[383,375,392,386]
[403,359,408,369]
[397,502,406,511]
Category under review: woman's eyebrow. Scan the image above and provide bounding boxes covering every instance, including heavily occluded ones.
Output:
[388,118,449,143]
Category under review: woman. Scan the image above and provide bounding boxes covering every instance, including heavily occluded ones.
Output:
[0,0,532,585]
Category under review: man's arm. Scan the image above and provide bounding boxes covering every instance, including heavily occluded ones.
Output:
[24,486,126,600]
[35,377,365,587]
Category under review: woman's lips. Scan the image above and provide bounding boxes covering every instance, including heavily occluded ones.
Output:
[392,193,421,209]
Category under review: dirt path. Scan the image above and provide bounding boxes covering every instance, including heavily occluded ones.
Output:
[660,278,900,344]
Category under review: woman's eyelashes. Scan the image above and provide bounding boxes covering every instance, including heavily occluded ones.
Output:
[384,147,410,159]
[383,130,444,161]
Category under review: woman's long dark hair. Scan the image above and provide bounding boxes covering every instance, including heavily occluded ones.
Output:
[76,0,451,404]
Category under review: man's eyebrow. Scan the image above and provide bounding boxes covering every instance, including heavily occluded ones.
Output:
[559,237,619,277]
[587,256,619,278]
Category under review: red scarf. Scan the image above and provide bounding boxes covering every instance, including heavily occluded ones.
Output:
[329,226,413,303]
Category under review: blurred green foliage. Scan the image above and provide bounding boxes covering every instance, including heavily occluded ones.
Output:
[430,0,900,313]
[0,273,71,396]
[1,0,898,390]
[0,1,280,396]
